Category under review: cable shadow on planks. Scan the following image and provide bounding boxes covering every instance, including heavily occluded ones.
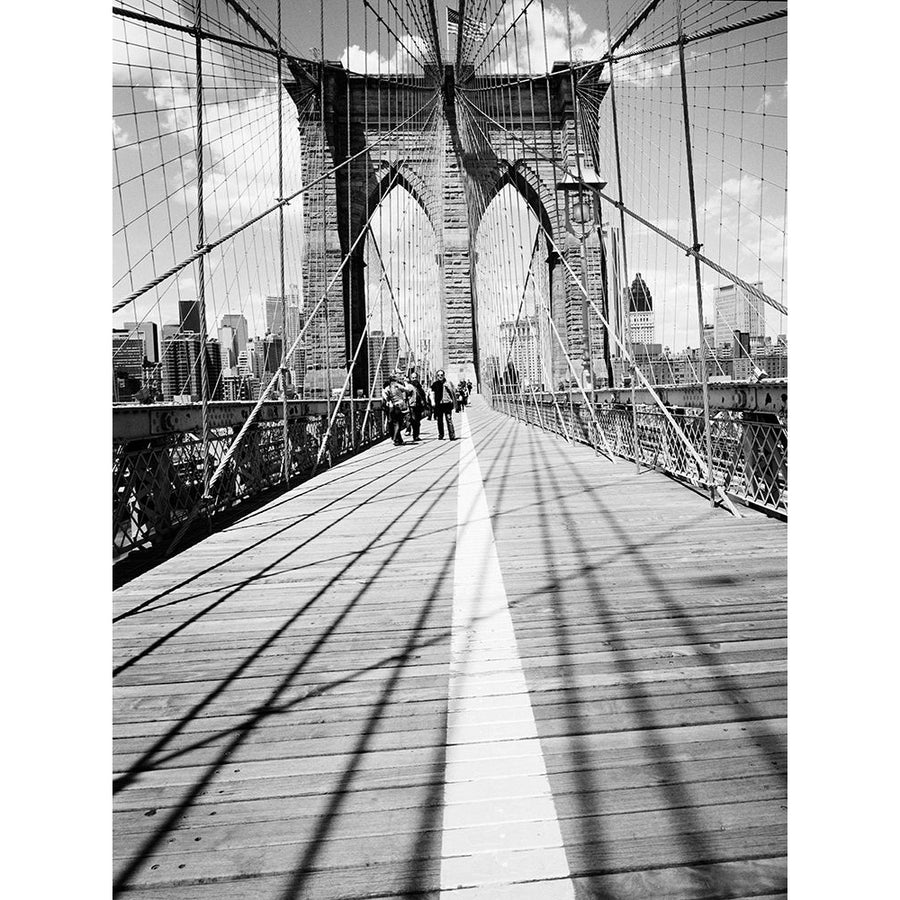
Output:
[112,418,516,896]
[113,440,446,625]
[274,410,534,899]
[479,403,786,887]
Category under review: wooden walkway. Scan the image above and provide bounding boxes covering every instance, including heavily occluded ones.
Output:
[113,397,787,899]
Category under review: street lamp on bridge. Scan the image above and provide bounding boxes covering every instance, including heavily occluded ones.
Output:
[556,151,614,390]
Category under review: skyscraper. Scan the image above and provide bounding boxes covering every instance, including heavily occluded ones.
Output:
[627,273,654,345]
[113,328,145,401]
[265,296,283,335]
[123,321,159,363]
[262,334,284,374]
[264,295,303,385]
[265,292,300,339]
[161,335,222,401]
[714,282,765,348]
[179,299,202,334]
[237,347,263,380]
[162,323,181,342]
[218,325,237,369]
[499,317,544,388]
[220,313,249,357]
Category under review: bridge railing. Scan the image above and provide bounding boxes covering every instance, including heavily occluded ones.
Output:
[488,383,787,516]
[113,399,385,560]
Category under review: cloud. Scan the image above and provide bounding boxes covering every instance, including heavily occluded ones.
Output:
[112,119,130,147]
[755,91,773,114]
[474,1,608,74]
[699,173,787,284]
[613,48,679,85]
[342,33,432,74]
[338,2,609,77]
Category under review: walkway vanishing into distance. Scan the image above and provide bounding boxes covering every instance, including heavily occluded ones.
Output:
[113,397,787,899]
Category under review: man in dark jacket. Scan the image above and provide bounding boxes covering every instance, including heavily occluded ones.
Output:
[405,371,430,442]
[429,370,457,440]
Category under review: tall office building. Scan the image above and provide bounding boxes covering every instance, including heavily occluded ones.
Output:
[265,295,303,384]
[123,321,159,363]
[162,323,182,342]
[161,334,222,401]
[220,314,249,357]
[714,282,765,348]
[627,273,654,345]
[218,325,237,369]
[261,334,284,374]
[113,329,145,373]
[288,308,306,388]
[265,292,301,337]
[237,347,263,380]
[216,340,231,377]
[113,328,145,401]
[179,299,202,334]
[499,316,544,388]
[265,296,283,335]
[286,304,301,344]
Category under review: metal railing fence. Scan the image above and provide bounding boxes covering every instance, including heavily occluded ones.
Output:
[113,399,385,559]
[488,385,787,516]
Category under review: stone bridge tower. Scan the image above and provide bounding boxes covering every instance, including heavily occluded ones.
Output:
[288,61,608,394]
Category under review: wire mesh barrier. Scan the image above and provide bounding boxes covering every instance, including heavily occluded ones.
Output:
[488,384,786,515]
[112,399,385,558]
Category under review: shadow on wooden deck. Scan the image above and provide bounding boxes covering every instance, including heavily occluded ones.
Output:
[113,398,786,898]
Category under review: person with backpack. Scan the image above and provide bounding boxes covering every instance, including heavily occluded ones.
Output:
[429,369,457,441]
[381,373,411,445]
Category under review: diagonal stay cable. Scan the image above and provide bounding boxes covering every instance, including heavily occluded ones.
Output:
[456,98,738,508]
[163,118,437,554]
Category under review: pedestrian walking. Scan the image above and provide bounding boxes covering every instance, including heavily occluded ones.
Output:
[381,373,411,445]
[430,369,457,440]
[405,370,430,442]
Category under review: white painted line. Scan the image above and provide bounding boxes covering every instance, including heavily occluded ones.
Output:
[439,411,575,898]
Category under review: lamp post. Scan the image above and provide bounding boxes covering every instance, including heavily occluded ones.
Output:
[556,151,614,391]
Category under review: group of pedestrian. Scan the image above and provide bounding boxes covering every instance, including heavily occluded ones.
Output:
[381,369,472,446]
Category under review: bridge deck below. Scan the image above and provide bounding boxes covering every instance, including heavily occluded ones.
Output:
[113,397,787,899]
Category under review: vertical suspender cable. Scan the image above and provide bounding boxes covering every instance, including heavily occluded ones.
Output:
[675,0,718,509]
[195,0,211,500]
[321,0,332,415]
[346,0,356,448]
[603,0,640,471]
[564,0,593,409]
[278,0,290,482]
